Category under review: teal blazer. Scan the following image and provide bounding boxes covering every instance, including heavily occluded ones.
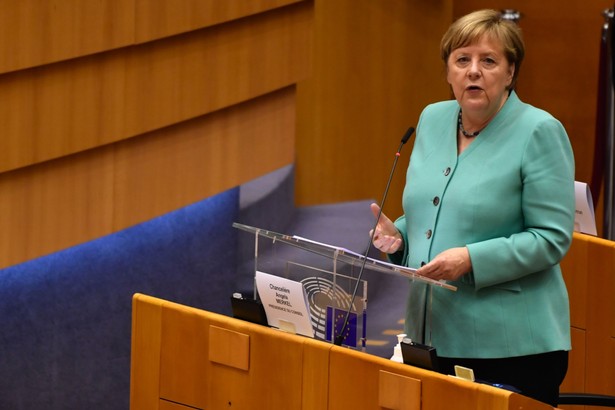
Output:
[393,92,575,358]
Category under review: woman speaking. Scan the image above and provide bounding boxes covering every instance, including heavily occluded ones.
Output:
[371,9,575,407]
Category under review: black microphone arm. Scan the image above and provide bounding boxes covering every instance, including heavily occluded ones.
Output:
[333,126,415,346]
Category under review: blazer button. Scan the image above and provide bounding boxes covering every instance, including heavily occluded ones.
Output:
[426,229,432,239]
[444,167,451,176]
[433,196,440,206]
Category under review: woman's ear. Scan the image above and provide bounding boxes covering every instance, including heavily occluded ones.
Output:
[507,63,516,88]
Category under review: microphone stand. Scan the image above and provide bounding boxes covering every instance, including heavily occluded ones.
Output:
[334,126,415,346]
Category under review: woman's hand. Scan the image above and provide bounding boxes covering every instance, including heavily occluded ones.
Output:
[416,247,472,281]
[369,203,404,254]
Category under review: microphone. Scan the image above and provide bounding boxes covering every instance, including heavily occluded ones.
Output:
[334,126,415,346]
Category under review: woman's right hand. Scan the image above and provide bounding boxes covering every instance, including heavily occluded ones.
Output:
[369,203,404,254]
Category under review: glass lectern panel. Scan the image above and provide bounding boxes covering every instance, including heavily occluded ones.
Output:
[233,222,455,349]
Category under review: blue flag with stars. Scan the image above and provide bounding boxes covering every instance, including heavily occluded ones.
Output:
[325,306,357,347]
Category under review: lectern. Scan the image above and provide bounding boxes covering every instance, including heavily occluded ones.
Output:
[233,222,456,349]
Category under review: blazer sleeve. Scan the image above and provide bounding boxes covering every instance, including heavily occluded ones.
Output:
[385,215,409,266]
[466,117,575,290]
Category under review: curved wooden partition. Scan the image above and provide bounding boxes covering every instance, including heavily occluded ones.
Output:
[0,0,311,269]
[560,232,615,403]
[131,293,552,410]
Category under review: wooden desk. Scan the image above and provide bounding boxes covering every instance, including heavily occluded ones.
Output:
[560,232,615,399]
[130,293,552,410]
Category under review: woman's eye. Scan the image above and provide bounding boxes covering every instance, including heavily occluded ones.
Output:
[456,56,469,64]
[482,57,496,66]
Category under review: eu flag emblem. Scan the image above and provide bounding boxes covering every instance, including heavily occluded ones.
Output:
[325,306,357,347]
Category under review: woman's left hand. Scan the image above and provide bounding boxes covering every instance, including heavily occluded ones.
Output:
[416,247,472,281]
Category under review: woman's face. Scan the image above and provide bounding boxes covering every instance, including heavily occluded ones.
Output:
[446,35,515,119]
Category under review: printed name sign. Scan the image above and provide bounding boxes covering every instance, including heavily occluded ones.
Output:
[255,271,314,337]
[574,181,597,236]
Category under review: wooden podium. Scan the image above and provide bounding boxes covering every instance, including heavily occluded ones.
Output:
[130,293,552,410]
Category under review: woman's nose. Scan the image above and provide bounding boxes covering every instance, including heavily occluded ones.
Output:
[467,61,481,78]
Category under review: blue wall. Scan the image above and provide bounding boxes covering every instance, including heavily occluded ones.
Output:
[0,188,239,409]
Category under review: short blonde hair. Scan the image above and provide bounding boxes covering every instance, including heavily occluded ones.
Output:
[440,9,525,90]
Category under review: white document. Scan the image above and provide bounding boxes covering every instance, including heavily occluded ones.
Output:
[255,271,314,337]
[574,181,597,236]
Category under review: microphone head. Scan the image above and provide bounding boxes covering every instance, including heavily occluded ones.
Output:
[401,126,416,144]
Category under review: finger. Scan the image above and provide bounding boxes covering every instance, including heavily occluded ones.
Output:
[376,236,401,254]
[417,261,438,278]
[389,238,402,253]
[370,203,382,224]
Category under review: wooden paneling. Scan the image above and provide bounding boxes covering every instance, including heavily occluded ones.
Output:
[130,294,164,410]
[132,293,552,410]
[378,370,421,410]
[302,338,330,410]
[0,1,309,73]
[125,2,312,138]
[560,327,586,399]
[582,235,615,394]
[159,302,211,407]
[0,86,295,270]
[0,1,310,175]
[327,345,522,410]
[158,297,308,409]
[159,399,193,410]
[0,147,115,268]
[560,233,615,398]
[561,233,588,329]
[0,0,134,74]
[209,323,306,410]
[0,53,126,174]
[295,1,452,215]
[209,326,250,371]
[0,1,311,268]
[113,87,295,229]
[135,0,304,42]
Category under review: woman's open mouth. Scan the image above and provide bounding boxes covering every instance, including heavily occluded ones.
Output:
[466,85,483,91]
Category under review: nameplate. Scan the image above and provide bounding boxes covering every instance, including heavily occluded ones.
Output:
[574,181,597,236]
[255,271,314,337]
